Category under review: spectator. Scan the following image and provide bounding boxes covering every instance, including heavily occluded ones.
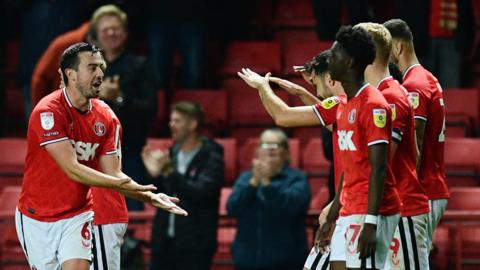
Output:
[146,0,206,89]
[91,5,157,210]
[142,101,224,270]
[227,128,310,270]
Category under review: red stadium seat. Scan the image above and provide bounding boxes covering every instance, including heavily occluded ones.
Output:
[238,138,300,173]
[228,86,290,125]
[274,30,318,48]
[308,178,329,214]
[149,90,167,136]
[172,90,228,137]
[281,41,333,76]
[219,187,232,216]
[301,138,331,177]
[443,88,480,136]
[0,138,27,176]
[273,0,315,28]
[221,41,281,77]
[0,186,25,267]
[444,138,480,187]
[292,127,323,147]
[214,138,237,184]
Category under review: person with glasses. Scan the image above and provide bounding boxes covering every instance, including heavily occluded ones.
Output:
[227,128,311,270]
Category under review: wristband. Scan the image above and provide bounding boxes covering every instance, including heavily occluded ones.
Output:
[364,214,378,225]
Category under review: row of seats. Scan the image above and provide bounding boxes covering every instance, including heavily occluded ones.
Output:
[1,137,479,187]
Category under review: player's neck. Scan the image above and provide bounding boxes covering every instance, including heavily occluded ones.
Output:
[342,73,367,99]
[65,86,90,112]
[365,62,390,88]
[179,135,202,152]
[399,53,420,75]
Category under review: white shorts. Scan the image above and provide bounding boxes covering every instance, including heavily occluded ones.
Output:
[304,247,330,270]
[15,209,94,270]
[427,199,448,250]
[90,223,128,270]
[330,217,348,262]
[337,214,400,269]
[384,214,429,270]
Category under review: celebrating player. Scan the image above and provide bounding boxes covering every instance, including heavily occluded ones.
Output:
[15,42,186,270]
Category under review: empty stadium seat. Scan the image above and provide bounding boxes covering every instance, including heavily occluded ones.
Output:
[301,138,331,177]
[0,186,25,267]
[172,90,228,137]
[281,41,333,76]
[214,139,237,184]
[238,138,300,172]
[443,88,480,136]
[444,138,480,187]
[221,41,281,77]
[273,0,315,28]
[0,138,27,176]
[308,178,330,214]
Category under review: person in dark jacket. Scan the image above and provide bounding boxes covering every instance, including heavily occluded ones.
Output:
[227,128,311,270]
[142,101,224,270]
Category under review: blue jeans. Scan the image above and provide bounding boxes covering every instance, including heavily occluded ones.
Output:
[147,21,204,89]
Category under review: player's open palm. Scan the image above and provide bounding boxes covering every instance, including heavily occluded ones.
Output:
[151,193,188,216]
[118,178,157,193]
[269,77,307,96]
[237,68,270,89]
[357,223,377,259]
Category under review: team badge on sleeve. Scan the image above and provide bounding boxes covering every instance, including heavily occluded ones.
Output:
[389,104,396,120]
[373,109,387,128]
[40,112,54,130]
[408,92,420,109]
[321,96,340,109]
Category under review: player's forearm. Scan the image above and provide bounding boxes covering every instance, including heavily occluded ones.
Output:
[297,89,321,106]
[367,165,386,215]
[257,84,297,127]
[67,162,129,189]
[326,174,343,223]
[104,169,155,203]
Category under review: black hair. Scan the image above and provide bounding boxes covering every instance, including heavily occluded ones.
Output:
[383,19,413,42]
[305,50,331,76]
[60,42,102,86]
[335,25,376,73]
[389,63,403,83]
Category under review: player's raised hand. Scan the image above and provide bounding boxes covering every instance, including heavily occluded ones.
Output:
[151,193,188,216]
[357,223,377,259]
[269,76,307,96]
[237,68,270,89]
[117,178,157,192]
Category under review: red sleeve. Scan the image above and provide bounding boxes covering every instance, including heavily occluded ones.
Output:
[99,111,121,156]
[312,96,341,126]
[407,89,429,121]
[382,92,408,144]
[31,106,70,147]
[360,104,391,147]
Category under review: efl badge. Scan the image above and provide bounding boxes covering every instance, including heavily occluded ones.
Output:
[389,104,396,120]
[40,112,54,130]
[93,121,106,137]
[373,109,387,128]
[348,109,357,124]
[321,96,340,109]
[408,92,420,109]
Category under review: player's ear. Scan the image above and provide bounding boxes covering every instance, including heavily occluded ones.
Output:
[65,68,76,83]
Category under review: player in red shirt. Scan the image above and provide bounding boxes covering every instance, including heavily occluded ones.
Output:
[384,19,449,252]
[15,42,186,270]
[356,22,430,270]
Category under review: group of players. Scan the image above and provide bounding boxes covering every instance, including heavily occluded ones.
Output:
[15,17,447,270]
[238,19,448,270]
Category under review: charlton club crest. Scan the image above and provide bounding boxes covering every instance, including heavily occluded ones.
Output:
[93,121,106,137]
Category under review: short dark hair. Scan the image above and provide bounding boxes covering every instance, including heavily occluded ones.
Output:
[60,42,102,86]
[389,62,403,83]
[305,50,331,76]
[383,19,413,42]
[171,101,205,129]
[335,25,376,73]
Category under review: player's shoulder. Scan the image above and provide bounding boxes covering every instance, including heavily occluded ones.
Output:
[33,89,65,113]
[318,95,345,110]
[361,85,389,108]
[92,99,119,121]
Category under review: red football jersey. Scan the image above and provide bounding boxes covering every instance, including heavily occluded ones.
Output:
[377,76,430,217]
[402,64,449,200]
[18,89,118,222]
[91,103,128,225]
[335,84,400,216]
[312,95,347,189]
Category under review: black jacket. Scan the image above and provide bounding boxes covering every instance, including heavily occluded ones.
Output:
[151,137,224,253]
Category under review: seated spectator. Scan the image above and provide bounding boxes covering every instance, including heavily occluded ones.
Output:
[227,128,311,270]
[142,101,224,270]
